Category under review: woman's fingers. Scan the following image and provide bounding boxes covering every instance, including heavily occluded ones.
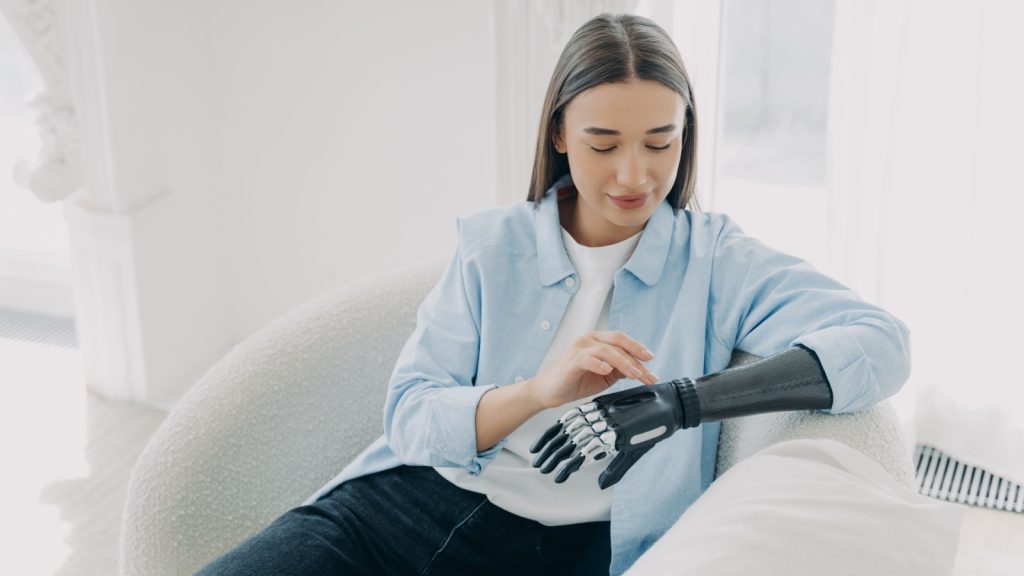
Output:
[592,330,655,361]
[586,356,614,375]
[593,345,659,385]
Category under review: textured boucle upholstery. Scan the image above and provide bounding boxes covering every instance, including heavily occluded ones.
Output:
[120,257,914,576]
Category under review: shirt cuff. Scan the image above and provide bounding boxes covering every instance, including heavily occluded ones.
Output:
[429,383,504,474]
[793,326,880,414]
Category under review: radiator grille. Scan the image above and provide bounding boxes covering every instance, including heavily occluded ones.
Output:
[0,308,78,349]
[916,445,1024,513]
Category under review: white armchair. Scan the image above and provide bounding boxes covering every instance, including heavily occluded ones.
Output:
[119,258,915,575]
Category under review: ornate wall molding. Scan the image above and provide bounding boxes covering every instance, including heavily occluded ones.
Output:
[1,0,83,202]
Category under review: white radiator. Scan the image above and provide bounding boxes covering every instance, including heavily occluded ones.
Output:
[915,445,1024,513]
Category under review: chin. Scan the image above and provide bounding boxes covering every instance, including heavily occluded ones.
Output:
[608,210,651,226]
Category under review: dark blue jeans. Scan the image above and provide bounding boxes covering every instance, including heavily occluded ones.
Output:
[195,465,611,575]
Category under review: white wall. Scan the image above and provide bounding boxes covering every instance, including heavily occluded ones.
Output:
[207,1,497,342]
[70,0,496,407]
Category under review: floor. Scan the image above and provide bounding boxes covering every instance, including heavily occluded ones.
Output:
[955,506,1024,575]
[1,324,166,576]
[1,313,1023,575]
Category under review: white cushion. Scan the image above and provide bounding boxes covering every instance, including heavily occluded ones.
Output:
[626,438,965,576]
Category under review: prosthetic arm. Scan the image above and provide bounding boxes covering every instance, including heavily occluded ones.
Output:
[529,345,834,489]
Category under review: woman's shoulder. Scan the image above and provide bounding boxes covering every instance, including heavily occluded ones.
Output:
[679,209,744,241]
[455,200,536,254]
[683,208,736,226]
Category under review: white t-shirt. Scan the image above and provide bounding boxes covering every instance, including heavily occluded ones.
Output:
[436,224,643,525]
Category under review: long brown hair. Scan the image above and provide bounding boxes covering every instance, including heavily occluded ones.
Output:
[527,13,700,213]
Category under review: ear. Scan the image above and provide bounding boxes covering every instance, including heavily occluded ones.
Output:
[552,127,566,154]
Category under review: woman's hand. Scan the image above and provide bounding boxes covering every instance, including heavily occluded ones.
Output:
[528,330,659,410]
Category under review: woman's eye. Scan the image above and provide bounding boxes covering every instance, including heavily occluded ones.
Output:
[589,144,672,154]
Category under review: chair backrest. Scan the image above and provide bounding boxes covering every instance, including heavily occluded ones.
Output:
[121,257,449,575]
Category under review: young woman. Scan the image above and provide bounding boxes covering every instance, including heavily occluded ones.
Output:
[197,13,910,576]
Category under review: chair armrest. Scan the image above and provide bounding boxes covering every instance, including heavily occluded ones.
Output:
[715,350,915,488]
[120,258,446,576]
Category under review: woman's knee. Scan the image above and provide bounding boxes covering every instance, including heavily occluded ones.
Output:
[193,504,363,575]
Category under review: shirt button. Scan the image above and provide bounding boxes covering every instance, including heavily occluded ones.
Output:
[514,376,524,383]
[540,320,551,331]
[565,277,576,287]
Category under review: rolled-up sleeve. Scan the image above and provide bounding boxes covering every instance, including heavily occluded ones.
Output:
[708,216,911,414]
[383,218,504,475]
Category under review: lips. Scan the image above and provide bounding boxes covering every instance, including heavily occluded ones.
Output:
[610,194,647,202]
[609,193,648,209]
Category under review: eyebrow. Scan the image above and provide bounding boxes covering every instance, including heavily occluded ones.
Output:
[582,124,677,136]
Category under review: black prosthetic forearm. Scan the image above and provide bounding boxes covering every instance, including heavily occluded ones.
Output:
[530,345,835,488]
[673,344,834,428]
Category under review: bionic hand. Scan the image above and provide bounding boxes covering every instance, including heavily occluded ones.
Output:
[529,345,834,489]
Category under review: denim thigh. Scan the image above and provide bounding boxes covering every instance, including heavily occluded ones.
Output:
[194,465,609,576]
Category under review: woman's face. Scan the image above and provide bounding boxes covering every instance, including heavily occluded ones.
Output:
[553,79,686,247]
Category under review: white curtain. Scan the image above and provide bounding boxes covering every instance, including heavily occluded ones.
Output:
[827,0,1024,482]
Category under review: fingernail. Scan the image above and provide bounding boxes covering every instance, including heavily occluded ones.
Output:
[642,348,655,359]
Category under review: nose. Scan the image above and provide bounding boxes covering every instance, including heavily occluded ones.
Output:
[616,147,647,189]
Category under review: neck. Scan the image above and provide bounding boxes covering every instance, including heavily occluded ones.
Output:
[560,195,643,247]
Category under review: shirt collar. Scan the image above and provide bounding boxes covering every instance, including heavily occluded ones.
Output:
[534,173,676,287]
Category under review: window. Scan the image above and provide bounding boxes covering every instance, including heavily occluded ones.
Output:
[712,0,835,270]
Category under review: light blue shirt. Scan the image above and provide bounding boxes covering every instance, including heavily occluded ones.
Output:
[304,174,911,575]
